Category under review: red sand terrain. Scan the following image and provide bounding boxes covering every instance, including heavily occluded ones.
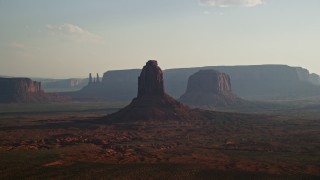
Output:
[0,111,319,178]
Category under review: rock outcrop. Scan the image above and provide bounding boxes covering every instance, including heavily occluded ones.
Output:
[104,60,203,122]
[179,70,242,107]
[0,78,70,103]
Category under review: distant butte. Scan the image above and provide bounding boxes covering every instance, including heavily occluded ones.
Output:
[179,70,243,107]
[103,60,204,122]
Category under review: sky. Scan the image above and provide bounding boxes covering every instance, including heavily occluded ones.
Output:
[0,0,320,78]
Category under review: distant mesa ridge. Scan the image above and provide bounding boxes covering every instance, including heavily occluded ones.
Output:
[67,64,320,101]
[103,60,203,122]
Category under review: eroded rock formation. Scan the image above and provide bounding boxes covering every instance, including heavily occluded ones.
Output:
[0,78,70,103]
[138,60,165,97]
[179,70,242,107]
[104,60,203,122]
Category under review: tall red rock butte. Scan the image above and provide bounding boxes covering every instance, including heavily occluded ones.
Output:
[104,60,203,122]
[179,70,242,107]
[138,60,165,98]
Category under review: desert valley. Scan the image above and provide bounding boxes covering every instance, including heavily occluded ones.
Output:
[0,60,320,179]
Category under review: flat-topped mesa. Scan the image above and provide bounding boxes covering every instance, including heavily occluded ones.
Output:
[138,60,165,98]
[0,78,43,95]
[0,78,70,103]
[186,70,232,94]
[179,70,242,107]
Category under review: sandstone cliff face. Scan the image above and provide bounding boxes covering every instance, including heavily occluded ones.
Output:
[0,78,42,103]
[0,78,42,94]
[309,73,320,86]
[179,70,242,107]
[0,78,69,103]
[104,60,204,122]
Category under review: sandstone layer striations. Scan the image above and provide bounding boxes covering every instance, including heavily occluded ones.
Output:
[104,60,203,122]
[0,78,70,103]
[179,70,242,107]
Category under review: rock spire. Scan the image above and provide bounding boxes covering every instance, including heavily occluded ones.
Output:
[138,60,165,97]
[103,60,204,122]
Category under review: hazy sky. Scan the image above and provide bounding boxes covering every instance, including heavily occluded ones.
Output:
[0,0,319,78]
